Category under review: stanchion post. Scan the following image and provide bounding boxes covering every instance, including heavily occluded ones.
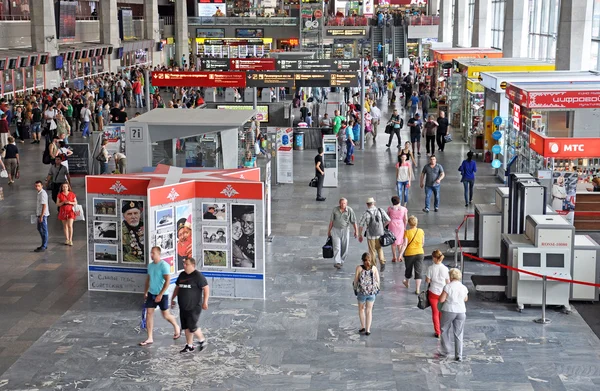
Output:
[464,215,468,241]
[534,275,551,324]
[454,229,459,268]
[460,252,464,283]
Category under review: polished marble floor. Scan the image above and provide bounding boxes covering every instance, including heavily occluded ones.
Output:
[1,95,600,390]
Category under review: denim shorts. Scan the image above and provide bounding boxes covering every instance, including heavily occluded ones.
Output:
[357,294,376,303]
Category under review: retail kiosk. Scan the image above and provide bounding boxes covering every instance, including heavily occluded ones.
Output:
[85,164,266,299]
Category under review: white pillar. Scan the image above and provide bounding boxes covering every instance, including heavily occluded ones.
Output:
[438,0,453,44]
[30,0,60,88]
[99,0,120,73]
[555,0,593,71]
[453,0,469,48]
[472,0,491,48]
[428,0,440,16]
[144,0,161,67]
[175,0,189,68]
[502,0,529,58]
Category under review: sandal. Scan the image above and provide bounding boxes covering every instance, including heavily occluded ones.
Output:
[139,340,153,346]
[402,279,409,288]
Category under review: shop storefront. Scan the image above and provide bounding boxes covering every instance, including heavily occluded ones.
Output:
[196,38,273,58]
[449,58,554,152]
[480,71,600,179]
[0,52,48,99]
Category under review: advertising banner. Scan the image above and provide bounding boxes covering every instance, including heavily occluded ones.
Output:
[274,127,294,184]
[529,131,600,159]
[151,71,246,88]
[551,171,577,224]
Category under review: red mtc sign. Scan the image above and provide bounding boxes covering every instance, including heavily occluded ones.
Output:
[151,71,247,88]
[529,130,600,159]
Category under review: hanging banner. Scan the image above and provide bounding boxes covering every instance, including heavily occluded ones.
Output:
[274,127,294,184]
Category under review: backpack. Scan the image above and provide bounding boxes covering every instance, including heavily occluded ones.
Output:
[366,208,385,237]
[358,268,379,295]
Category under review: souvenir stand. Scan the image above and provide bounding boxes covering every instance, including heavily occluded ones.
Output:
[85,164,266,299]
[480,71,600,179]
[448,58,554,153]
[504,81,600,230]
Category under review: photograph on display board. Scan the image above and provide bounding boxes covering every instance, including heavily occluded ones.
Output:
[94,243,118,263]
[161,256,175,275]
[231,204,256,269]
[93,198,117,217]
[93,221,118,241]
[202,202,227,221]
[155,207,174,230]
[202,226,228,244]
[176,203,193,272]
[203,249,228,268]
[121,200,145,264]
[552,172,577,222]
[155,231,175,252]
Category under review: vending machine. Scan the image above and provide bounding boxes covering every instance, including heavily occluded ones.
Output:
[323,135,338,188]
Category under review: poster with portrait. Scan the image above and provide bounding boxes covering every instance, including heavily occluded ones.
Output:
[155,207,174,230]
[202,202,227,221]
[231,204,256,269]
[203,249,228,268]
[176,203,194,272]
[93,198,117,217]
[551,172,577,223]
[94,221,118,241]
[121,200,145,264]
[155,231,174,252]
[202,226,228,244]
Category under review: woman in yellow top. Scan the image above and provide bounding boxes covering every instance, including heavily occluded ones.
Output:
[399,215,425,294]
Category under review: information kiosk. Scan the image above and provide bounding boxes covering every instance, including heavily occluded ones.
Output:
[322,134,338,188]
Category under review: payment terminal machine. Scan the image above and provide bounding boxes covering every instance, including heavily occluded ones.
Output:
[322,135,338,188]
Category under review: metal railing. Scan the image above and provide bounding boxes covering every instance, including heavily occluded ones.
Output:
[409,15,440,26]
[188,16,297,26]
[326,16,369,26]
[0,15,30,21]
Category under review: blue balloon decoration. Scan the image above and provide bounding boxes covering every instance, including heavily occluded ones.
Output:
[492,131,502,141]
[491,159,502,169]
[492,145,502,154]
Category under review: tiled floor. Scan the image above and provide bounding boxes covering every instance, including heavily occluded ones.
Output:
[1,94,600,390]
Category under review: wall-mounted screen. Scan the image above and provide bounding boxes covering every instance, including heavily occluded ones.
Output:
[19,57,28,68]
[66,52,73,61]
[119,8,135,40]
[546,253,565,268]
[0,59,6,70]
[74,51,81,60]
[55,55,64,70]
[117,47,124,59]
[101,47,107,56]
[7,59,17,69]
[55,0,77,39]
[198,0,227,17]
[39,54,48,64]
[29,55,38,67]
[522,252,541,268]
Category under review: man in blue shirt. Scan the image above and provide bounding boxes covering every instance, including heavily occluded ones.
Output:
[140,246,180,346]
[410,91,420,118]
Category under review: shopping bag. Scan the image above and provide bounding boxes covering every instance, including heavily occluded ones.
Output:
[444,134,453,143]
[0,169,7,178]
[73,204,85,221]
[417,290,430,310]
[322,236,334,259]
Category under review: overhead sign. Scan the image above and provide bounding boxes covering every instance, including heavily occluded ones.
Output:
[294,72,330,88]
[507,85,600,109]
[229,58,276,71]
[325,28,367,38]
[247,72,295,88]
[151,71,246,88]
[330,73,359,87]
[200,58,229,71]
[529,130,600,158]
[277,59,360,71]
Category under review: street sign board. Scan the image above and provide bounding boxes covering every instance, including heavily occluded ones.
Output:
[229,58,276,71]
[330,73,359,87]
[200,58,229,71]
[247,72,295,88]
[151,71,246,88]
[294,72,330,87]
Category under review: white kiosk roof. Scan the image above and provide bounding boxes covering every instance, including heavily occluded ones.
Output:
[128,108,256,128]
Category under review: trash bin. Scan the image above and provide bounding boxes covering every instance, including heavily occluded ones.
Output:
[294,132,304,151]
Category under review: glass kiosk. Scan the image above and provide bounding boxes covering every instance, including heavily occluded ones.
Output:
[323,134,338,188]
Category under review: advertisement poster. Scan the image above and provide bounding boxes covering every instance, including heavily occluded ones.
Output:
[121,200,145,264]
[176,203,193,272]
[67,143,90,175]
[275,127,293,184]
[551,171,577,224]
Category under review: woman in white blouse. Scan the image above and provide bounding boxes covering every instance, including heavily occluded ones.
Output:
[425,250,450,338]
[438,268,469,361]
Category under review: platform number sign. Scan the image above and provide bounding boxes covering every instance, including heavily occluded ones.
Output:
[130,127,144,142]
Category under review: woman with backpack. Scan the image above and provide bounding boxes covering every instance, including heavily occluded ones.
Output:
[353,252,380,336]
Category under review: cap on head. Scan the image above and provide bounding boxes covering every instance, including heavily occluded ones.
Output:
[122,200,142,214]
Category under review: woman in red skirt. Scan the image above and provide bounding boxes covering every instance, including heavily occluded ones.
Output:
[57,182,77,246]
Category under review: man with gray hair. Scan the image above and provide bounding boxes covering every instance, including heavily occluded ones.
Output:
[358,197,391,272]
[327,198,358,269]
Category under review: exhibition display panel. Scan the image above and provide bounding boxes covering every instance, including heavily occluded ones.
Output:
[86,164,266,299]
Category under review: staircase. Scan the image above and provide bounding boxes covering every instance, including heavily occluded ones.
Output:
[392,24,407,59]
[371,25,384,62]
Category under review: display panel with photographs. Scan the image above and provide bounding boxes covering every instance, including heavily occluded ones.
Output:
[155,207,174,229]
[202,226,228,244]
[93,198,118,217]
[94,221,118,241]
[94,243,118,263]
[121,200,145,264]
[176,203,194,271]
[161,255,176,274]
[203,249,228,268]
[231,204,256,269]
[155,231,174,252]
[202,202,227,221]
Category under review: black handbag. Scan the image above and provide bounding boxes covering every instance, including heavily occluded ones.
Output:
[322,236,334,258]
[379,229,396,247]
[384,123,393,134]
[309,177,318,188]
[417,284,431,310]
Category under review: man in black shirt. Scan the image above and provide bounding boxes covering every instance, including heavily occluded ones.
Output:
[109,103,121,123]
[31,103,43,144]
[116,107,128,123]
[408,113,423,156]
[171,257,209,353]
[314,147,325,202]
[436,111,449,152]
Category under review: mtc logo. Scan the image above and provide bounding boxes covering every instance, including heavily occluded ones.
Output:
[550,142,584,153]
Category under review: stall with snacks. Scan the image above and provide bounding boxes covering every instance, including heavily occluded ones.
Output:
[85,164,266,299]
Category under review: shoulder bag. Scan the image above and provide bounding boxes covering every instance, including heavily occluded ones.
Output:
[417,284,430,309]
[379,209,396,247]
[309,177,318,188]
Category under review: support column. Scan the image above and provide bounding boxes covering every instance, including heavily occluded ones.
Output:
[144,0,161,67]
[453,0,469,48]
[175,0,189,68]
[502,0,529,58]
[428,0,440,16]
[438,0,453,45]
[30,0,60,88]
[99,0,120,74]
[555,0,593,70]
[472,0,491,48]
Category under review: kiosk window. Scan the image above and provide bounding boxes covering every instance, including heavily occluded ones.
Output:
[546,253,565,268]
[522,252,541,267]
